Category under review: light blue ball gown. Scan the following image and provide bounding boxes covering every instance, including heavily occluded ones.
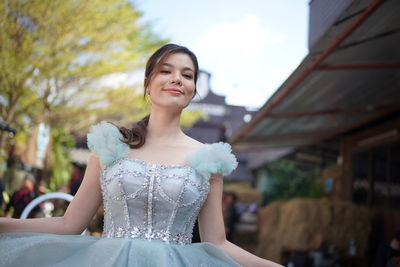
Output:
[0,121,242,267]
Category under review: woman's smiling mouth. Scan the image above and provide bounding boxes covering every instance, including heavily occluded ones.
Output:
[163,88,183,95]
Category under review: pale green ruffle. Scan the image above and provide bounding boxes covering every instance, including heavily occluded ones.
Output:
[87,121,130,166]
[0,232,242,267]
[185,142,238,180]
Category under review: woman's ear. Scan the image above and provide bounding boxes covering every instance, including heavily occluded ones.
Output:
[144,78,150,95]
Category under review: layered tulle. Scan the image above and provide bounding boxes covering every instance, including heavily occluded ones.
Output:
[186,142,238,179]
[87,121,130,166]
[0,232,241,267]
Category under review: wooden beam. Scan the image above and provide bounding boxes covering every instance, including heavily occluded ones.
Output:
[316,63,400,70]
[267,103,400,118]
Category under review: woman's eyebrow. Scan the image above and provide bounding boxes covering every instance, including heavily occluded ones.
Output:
[162,63,194,72]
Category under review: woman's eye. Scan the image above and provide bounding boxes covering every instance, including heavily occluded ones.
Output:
[183,74,193,79]
[160,70,170,73]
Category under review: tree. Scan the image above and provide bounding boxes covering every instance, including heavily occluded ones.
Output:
[0,0,167,156]
[262,160,323,204]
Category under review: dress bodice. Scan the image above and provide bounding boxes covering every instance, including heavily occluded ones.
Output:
[87,121,238,245]
[100,158,209,245]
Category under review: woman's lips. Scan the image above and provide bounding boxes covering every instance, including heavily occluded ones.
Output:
[164,89,183,95]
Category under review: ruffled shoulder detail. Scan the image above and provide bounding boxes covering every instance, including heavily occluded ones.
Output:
[87,121,130,166]
[186,142,238,180]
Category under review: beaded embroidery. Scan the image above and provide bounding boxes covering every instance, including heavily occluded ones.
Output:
[100,159,209,245]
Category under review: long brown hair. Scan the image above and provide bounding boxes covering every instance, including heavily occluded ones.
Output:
[119,43,199,149]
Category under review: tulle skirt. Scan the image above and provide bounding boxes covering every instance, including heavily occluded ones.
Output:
[0,232,241,267]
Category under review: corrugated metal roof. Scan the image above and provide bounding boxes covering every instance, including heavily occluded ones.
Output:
[308,0,353,48]
[231,0,400,151]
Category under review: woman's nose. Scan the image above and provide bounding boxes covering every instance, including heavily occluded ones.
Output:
[171,72,182,86]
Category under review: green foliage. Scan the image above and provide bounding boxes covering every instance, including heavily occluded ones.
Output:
[49,128,75,191]
[263,160,323,204]
[0,0,203,189]
[0,0,167,153]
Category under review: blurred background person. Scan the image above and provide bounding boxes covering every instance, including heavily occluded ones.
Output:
[5,173,42,218]
[223,191,240,242]
[374,232,400,267]
[69,163,84,196]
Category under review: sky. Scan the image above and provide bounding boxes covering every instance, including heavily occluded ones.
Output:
[135,0,310,109]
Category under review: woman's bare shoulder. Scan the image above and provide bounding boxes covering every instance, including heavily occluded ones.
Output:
[183,136,205,151]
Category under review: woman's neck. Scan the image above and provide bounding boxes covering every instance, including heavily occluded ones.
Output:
[146,108,184,142]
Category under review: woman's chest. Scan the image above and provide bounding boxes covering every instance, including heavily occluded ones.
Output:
[127,144,199,166]
[101,159,210,206]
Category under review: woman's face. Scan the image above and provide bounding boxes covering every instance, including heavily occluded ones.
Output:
[147,53,196,110]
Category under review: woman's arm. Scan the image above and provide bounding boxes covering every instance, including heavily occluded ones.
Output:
[198,174,282,267]
[0,153,102,235]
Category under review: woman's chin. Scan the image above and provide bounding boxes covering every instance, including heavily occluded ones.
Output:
[153,100,191,111]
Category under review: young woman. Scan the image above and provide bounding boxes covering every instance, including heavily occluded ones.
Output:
[0,44,281,267]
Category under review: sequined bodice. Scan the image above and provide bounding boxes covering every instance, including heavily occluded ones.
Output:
[100,158,210,245]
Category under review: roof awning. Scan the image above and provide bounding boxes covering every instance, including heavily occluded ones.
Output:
[230,0,400,151]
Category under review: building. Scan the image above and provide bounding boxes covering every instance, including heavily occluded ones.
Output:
[230,0,400,247]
